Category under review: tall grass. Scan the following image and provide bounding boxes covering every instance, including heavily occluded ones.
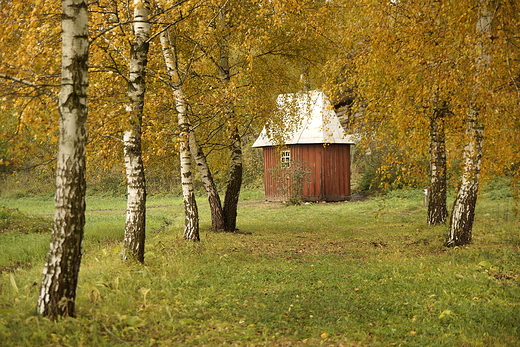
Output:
[0,206,52,269]
[0,189,518,346]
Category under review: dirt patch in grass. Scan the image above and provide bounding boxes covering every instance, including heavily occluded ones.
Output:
[491,271,520,286]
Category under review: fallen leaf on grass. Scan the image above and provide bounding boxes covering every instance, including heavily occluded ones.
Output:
[438,310,452,319]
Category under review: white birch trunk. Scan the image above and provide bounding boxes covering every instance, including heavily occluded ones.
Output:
[160,28,223,232]
[446,108,483,246]
[122,130,147,261]
[122,0,150,261]
[428,101,448,225]
[189,131,225,231]
[179,122,200,241]
[37,0,88,319]
[159,30,200,241]
[446,1,491,246]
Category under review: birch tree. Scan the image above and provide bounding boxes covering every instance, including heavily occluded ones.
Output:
[37,0,88,319]
[158,1,226,232]
[205,0,335,232]
[326,0,519,244]
[154,0,315,233]
[328,0,454,198]
[189,131,225,231]
[122,0,151,261]
[217,4,243,232]
[428,99,449,225]
[446,0,493,247]
[160,28,200,241]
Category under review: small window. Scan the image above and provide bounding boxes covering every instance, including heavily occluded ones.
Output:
[281,150,291,169]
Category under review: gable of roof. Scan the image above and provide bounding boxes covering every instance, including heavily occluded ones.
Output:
[252,90,356,148]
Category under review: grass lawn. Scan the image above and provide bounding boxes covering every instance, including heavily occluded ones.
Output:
[0,189,518,346]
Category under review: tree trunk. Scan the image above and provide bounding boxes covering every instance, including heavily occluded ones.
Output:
[159,29,200,241]
[159,22,224,232]
[445,1,490,247]
[37,0,88,319]
[218,5,243,232]
[446,108,483,246]
[179,124,200,241]
[122,131,147,261]
[428,102,448,225]
[122,0,150,262]
[223,127,243,232]
[189,131,225,231]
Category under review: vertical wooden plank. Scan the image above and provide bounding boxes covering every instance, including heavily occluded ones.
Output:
[262,148,269,200]
[325,145,330,199]
[336,145,343,198]
[346,145,351,197]
[321,144,351,200]
[263,147,276,200]
[336,145,344,197]
[323,145,331,199]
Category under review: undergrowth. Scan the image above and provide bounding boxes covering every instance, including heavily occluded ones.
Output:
[0,206,52,273]
[0,206,52,234]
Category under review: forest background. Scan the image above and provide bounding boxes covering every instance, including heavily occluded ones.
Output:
[1,0,519,204]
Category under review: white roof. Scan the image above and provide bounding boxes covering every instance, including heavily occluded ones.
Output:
[252,90,356,147]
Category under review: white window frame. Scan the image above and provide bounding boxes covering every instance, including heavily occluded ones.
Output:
[281,150,291,169]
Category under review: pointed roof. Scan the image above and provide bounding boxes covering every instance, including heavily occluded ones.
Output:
[252,90,356,147]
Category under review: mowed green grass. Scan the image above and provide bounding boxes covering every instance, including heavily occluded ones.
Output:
[0,190,519,346]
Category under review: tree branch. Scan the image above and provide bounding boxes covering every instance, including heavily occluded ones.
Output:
[0,73,59,104]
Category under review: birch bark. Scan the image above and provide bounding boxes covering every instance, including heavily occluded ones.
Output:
[218,6,243,232]
[189,131,225,231]
[446,109,483,246]
[37,0,88,319]
[428,101,448,225]
[159,24,225,232]
[122,0,150,261]
[446,1,491,246]
[159,29,200,241]
[179,120,200,241]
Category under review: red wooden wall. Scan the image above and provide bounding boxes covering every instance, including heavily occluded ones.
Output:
[261,144,351,201]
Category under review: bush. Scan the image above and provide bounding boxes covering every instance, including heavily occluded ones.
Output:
[482,178,513,200]
[0,206,52,234]
[268,159,311,205]
[0,170,55,198]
